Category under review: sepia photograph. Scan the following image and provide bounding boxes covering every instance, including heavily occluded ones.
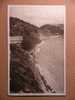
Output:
[8,5,66,96]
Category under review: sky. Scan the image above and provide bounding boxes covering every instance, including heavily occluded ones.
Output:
[9,5,65,27]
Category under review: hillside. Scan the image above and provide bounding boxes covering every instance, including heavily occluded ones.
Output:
[10,17,39,36]
[10,17,41,51]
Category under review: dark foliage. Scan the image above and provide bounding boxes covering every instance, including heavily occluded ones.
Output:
[10,44,44,93]
[10,17,39,36]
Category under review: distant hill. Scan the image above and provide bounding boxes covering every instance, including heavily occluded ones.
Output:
[40,24,64,36]
[57,24,64,30]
